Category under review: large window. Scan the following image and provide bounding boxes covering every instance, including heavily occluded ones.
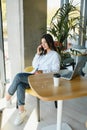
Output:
[47,0,80,27]
[47,0,60,27]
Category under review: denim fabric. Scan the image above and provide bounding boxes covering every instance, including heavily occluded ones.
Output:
[8,73,32,105]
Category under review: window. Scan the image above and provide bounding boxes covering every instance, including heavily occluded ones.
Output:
[47,0,60,27]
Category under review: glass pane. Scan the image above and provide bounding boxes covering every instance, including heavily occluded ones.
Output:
[47,0,60,27]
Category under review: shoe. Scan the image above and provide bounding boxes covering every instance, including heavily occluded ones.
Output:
[14,110,27,125]
[6,99,12,108]
[0,98,12,110]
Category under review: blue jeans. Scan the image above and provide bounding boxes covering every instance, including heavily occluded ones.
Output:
[8,72,32,106]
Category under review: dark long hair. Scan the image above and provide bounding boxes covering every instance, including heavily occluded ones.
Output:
[41,34,57,51]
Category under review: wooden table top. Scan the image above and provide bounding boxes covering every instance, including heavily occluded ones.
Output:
[28,73,87,101]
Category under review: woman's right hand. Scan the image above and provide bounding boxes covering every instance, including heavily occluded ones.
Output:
[37,45,42,55]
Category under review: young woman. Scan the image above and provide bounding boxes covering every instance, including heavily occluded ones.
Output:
[5,34,60,125]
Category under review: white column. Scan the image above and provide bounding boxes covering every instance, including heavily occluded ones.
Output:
[6,0,24,81]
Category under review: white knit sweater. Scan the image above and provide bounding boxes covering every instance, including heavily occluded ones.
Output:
[32,50,60,73]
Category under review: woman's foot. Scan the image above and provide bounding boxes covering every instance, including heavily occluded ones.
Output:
[14,110,27,125]
[6,99,12,108]
[0,98,12,110]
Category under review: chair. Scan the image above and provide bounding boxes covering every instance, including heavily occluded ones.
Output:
[62,57,75,70]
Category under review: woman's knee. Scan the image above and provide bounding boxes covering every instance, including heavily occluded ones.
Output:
[15,73,22,79]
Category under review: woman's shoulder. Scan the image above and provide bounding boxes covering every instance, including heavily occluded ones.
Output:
[51,50,61,61]
[51,50,59,56]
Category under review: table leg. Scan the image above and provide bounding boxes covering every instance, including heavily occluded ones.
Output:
[57,100,72,130]
[57,100,63,130]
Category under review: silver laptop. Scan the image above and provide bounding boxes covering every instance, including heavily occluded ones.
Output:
[60,58,86,80]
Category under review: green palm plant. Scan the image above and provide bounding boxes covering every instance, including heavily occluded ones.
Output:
[48,1,80,50]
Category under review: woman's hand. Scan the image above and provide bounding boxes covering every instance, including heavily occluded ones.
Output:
[37,45,42,55]
[34,70,43,75]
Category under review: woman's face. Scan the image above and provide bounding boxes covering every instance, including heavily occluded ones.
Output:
[41,38,50,50]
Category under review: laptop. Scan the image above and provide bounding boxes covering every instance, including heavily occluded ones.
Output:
[60,58,86,80]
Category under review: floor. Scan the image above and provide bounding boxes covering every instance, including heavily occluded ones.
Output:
[1,92,87,130]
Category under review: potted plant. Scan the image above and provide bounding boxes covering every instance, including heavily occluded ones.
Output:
[48,1,82,68]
